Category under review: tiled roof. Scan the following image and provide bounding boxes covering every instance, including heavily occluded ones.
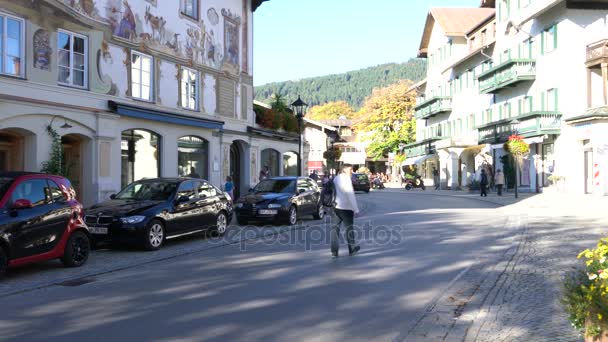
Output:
[418,8,495,57]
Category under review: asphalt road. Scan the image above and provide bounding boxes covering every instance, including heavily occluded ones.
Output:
[0,190,520,342]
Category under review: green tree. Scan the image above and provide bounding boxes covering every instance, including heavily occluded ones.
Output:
[353,81,417,160]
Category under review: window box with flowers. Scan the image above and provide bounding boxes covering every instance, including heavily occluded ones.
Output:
[563,238,608,341]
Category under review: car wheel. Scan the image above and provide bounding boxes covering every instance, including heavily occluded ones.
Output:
[313,204,325,220]
[143,219,165,251]
[365,188,370,193]
[236,217,249,225]
[0,247,7,279]
[212,211,228,236]
[285,206,297,226]
[61,230,90,267]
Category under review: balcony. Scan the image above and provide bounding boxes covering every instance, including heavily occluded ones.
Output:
[402,138,440,158]
[414,96,452,119]
[477,111,562,144]
[586,39,608,68]
[477,59,536,94]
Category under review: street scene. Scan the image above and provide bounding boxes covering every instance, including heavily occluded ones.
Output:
[1,0,608,341]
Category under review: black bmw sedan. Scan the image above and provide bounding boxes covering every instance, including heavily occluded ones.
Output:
[86,178,233,250]
[234,176,323,226]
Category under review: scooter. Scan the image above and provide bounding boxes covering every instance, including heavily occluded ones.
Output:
[372,178,385,189]
[404,176,425,191]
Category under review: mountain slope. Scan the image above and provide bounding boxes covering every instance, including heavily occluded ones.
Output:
[254,58,427,109]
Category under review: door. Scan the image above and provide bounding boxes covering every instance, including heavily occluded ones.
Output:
[296,178,314,214]
[306,179,321,210]
[7,178,61,259]
[196,181,219,230]
[230,143,241,201]
[44,179,72,248]
[585,150,594,194]
[171,181,199,233]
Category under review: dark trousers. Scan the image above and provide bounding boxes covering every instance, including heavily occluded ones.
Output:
[331,208,356,253]
[480,184,488,197]
[496,184,503,196]
[434,176,440,190]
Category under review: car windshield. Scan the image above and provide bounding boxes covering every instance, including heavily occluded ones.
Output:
[0,177,14,199]
[115,181,177,201]
[354,174,368,181]
[254,179,296,194]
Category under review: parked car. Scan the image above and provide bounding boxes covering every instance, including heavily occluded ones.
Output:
[234,176,323,226]
[352,173,371,193]
[85,178,233,250]
[0,172,91,278]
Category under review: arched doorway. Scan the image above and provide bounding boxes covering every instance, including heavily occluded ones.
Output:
[261,148,280,177]
[283,151,298,176]
[178,136,209,179]
[230,142,242,200]
[121,129,161,189]
[62,134,92,202]
[0,128,33,172]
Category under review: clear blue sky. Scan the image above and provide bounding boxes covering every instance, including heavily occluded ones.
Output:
[253,0,481,86]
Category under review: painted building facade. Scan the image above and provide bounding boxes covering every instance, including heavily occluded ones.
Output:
[0,0,301,206]
[408,0,608,196]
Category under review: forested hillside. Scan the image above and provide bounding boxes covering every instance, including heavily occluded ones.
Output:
[254,58,427,109]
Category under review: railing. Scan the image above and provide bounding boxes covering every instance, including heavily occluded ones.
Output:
[415,96,452,119]
[403,141,437,158]
[478,59,536,94]
[586,39,608,67]
[477,111,562,144]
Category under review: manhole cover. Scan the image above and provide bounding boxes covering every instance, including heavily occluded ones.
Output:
[58,278,96,287]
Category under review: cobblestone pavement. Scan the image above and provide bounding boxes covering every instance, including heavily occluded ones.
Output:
[403,212,607,342]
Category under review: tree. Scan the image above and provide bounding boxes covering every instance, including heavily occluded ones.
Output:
[306,101,355,121]
[353,81,417,160]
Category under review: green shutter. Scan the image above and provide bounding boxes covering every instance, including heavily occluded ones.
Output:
[553,24,558,50]
[541,31,545,55]
[554,88,559,111]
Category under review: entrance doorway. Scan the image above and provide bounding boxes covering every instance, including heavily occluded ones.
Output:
[62,134,84,200]
[0,129,32,172]
[230,142,241,200]
[121,129,161,189]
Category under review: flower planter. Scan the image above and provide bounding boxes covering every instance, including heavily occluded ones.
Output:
[585,320,608,342]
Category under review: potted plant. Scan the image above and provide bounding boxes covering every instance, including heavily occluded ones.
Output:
[562,238,608,341]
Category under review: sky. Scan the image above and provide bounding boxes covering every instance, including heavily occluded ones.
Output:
[253,0,481,86]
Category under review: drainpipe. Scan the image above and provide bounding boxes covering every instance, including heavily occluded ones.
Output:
[218,128,224,185]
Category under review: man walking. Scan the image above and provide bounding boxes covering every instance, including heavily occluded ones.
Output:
[432,167,440,190]
[480,169,488,197]
[495,169,505,196]
[331,164,360,257]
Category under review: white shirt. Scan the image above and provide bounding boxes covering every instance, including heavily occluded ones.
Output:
[334,173,359,213]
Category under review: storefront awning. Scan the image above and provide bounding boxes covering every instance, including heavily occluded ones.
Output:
[402,154,434,166]
[109,101,224,130]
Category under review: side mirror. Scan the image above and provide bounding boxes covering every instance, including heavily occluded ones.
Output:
[12,199,32,209]
[109,194,117,200]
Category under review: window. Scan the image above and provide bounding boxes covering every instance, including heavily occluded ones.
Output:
[131,51,153,101]
[340,127,352,137]
[182,0,198,19]
[177,181,197,201]
[543,25,558,54]
[547,88,558,111]
[47,179,66,203]
[0,13,24,77]
[524,96,533,113]
[180,67,199,110]
[58,30,88,88]
[11,179,48,207]
[198,182,217,198]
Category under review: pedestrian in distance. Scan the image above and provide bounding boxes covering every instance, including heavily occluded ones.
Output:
[495,169,505,196]
[480,169,488,197]
[259,165,270,181]
[310,170,319,182]
[329,164,360,258]
[432,167,440,190]
[187,167,201,178]
[224,176,234,201]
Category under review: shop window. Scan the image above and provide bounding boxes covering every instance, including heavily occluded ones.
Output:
[178,136,208,179]
[121,129,160,189]
[0,13,24,77]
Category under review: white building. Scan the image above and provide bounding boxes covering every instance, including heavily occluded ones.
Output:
[409,0,608,196]
[0,0,301,206]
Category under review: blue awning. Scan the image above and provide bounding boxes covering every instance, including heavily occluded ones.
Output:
[109,101,224,130]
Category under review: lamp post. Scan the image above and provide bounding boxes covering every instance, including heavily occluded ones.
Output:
[48,115,73,130]
[510,118,521,199]
[291,95,308,177]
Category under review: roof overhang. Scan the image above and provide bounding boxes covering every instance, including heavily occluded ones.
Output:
[443,41,495,73]
[109,101,224,130]
[565,106,608,124]
[252,0,269,12]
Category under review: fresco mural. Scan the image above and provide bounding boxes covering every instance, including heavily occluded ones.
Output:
[96,40,119,95]
[33,29,51,70]
[222,9,240,69]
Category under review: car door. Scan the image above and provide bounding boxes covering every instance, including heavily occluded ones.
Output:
[296,178,314,214]
[170,180,199,233]
[6,178,58,259]
[306,179,321,209]
[43,179,72,250]
[196,181,219,229]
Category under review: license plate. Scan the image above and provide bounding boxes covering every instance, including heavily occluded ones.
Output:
[258,209,278,215]
[360,182,367,184]
[89,226,108,234]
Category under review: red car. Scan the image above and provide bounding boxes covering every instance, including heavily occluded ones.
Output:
[0,172,91,278]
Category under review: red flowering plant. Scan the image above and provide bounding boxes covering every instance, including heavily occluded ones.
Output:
[503,135,530,156]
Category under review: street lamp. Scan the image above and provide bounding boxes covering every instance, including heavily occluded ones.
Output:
[510,118,521,199]
[48,115,73,130]
[291,95,308,177]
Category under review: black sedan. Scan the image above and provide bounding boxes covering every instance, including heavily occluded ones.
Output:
[85,178,233,250]
[352,173,371,193]
[234,177,323,226]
